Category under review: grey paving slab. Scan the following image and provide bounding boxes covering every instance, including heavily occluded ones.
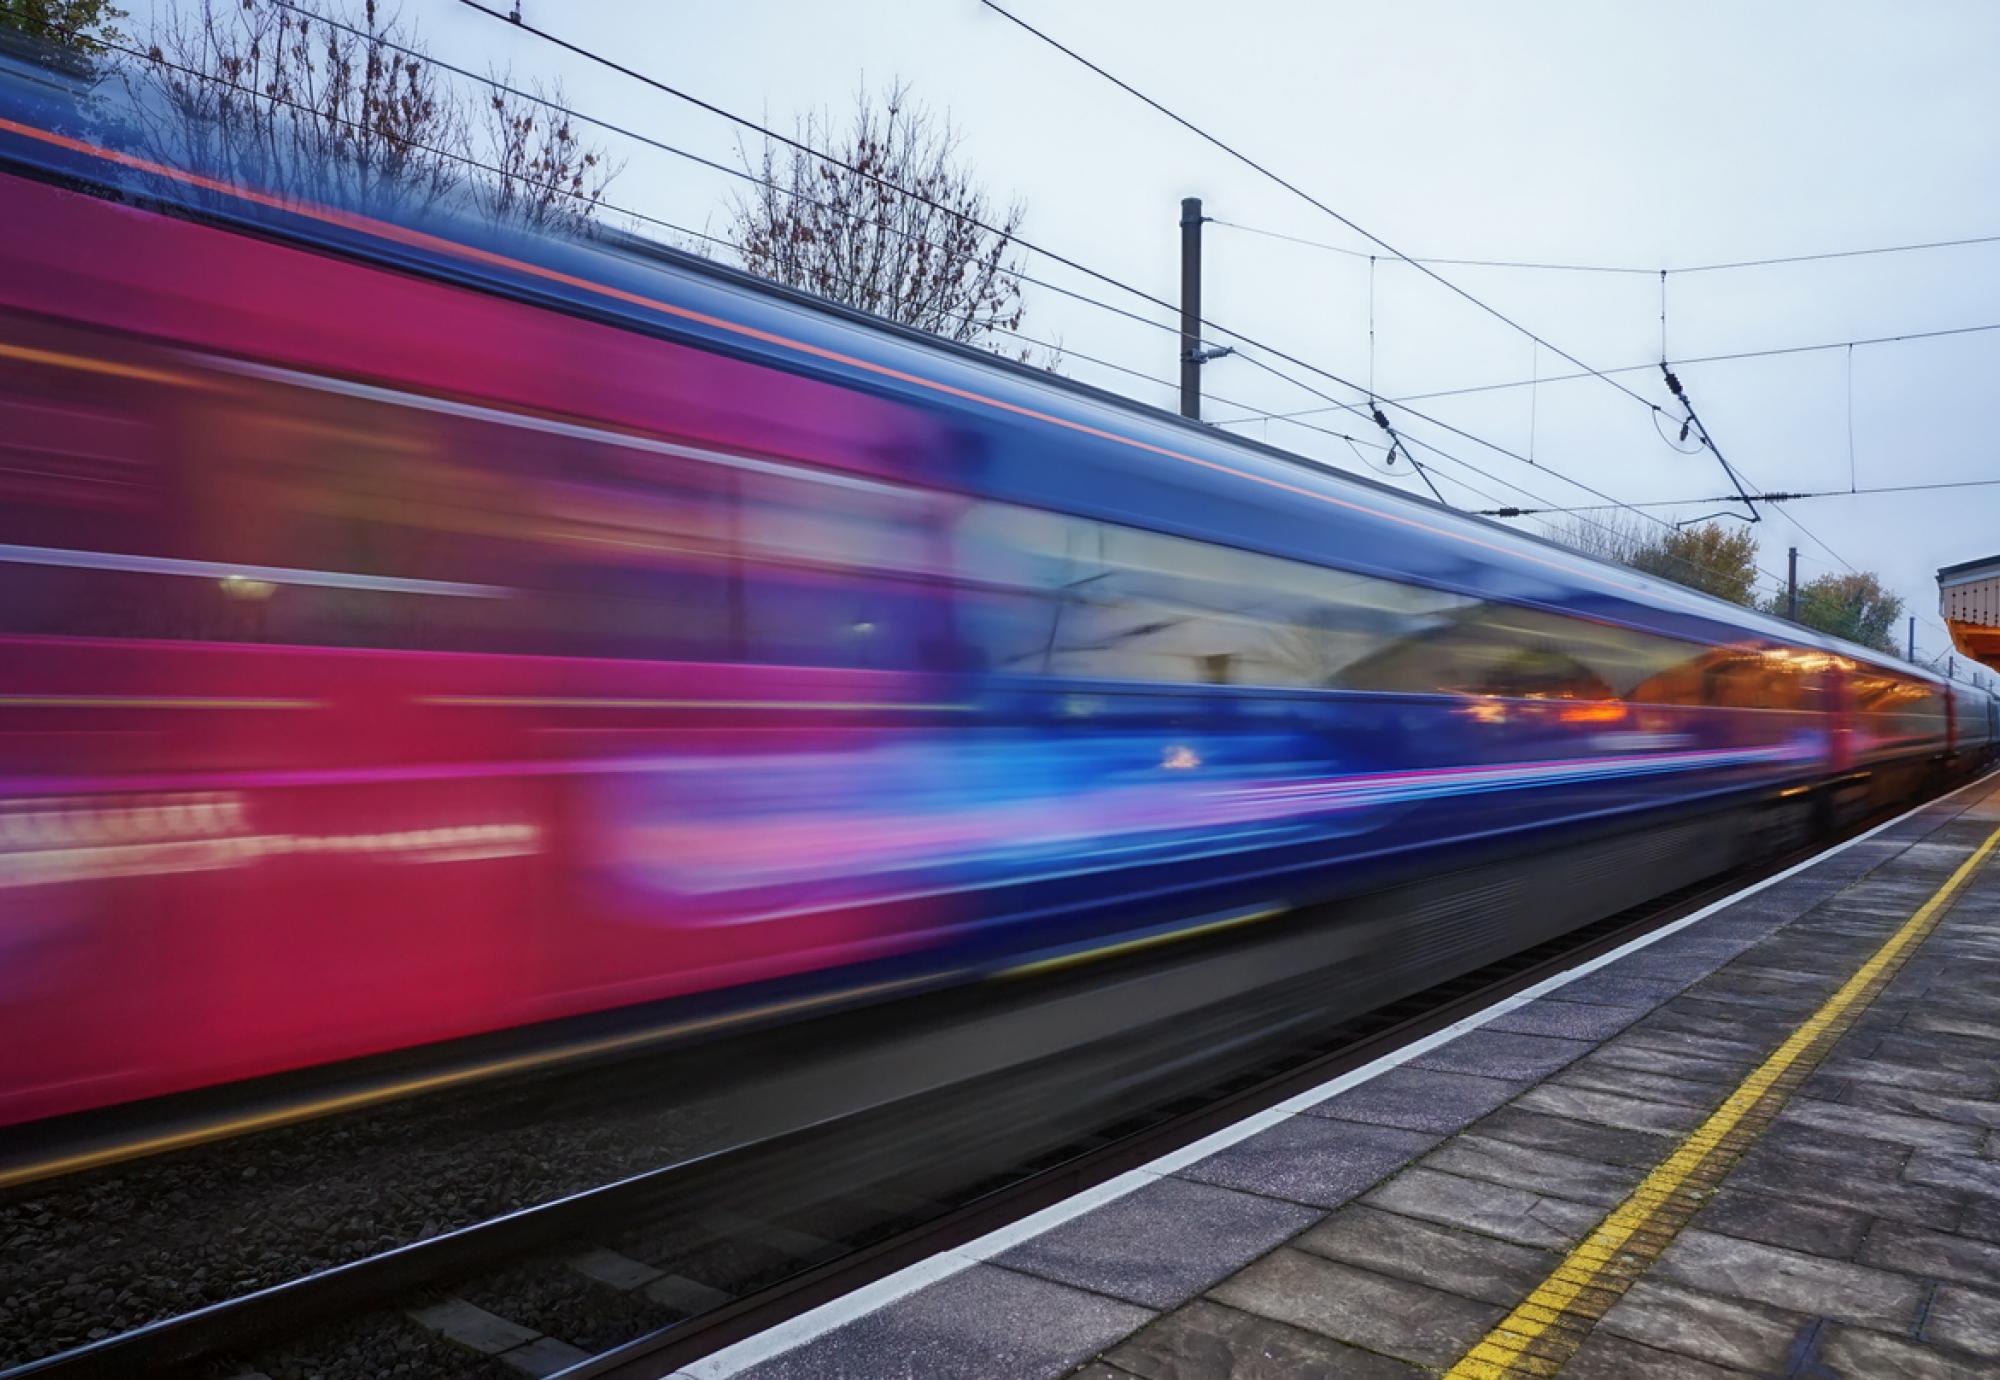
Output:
[1070,1364,1144,1380]
[1582,1040,1753,1086]
[1100,1298,1424,1380]
[1511,1082,1708,1134]
[1176,1116,1437,1209]
[1908,1010,2000,1043]
[1848,1083,2000,1129]
[1815,1324,1996,1380]
[1921,1282,2000,1360]
[1740,1121,1915,1178]
[1541,972,1685,1008]
[1304,1064,1527,1133]
[1650,1229,1925,1332]
[733,1263,1149,1380]
[1612,1027,1771,1065]
[1551,1060,1729,1111]
[1484,998,1646,1041]
[996,1174,1318,1310]
[1595,1278,1808,1374]
[1858,1220,2000,1286]
[1293,1203,1559,1307]
[1462,1105,1677,1168]
[1410,1028,1595,1080]
[1419,1133,1644,1208]
[1359,1166,1599,1250]
[1561,1332,1756,1380]
[1687,1186,1869,1259]
[1208,1248,1504,1370]
[1731,1144,1965,1233]
[1905,1151,2000,1199]
[1818,1053,1998,1096]
[1774,1095,1988,1153]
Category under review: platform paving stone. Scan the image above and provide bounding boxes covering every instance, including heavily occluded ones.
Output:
[1510,1081,1709,1134]
[1561,1331,1756,1380]
[1174,1115,1437,1209]
[735,1263,1150,1380]
[1096,1298,1423,1380]
[1536,972,1684,1008]
[1408,1028,1595,1080]
[1579,1040,1754,1086]
[1358,1166,1598,1250]
[1920,1281,2000,1359]
[1904,1151,2000,1198]
[1416,1133,1644,1209]
[1773,1094,1989,1153]
[995,1175,1319,1310]
[1302,1064,1527,1133]
[1814,1323,1997,1380]
[1859,1219,2000,1285]
[1208,1248,1503,1370]
[1686,1186,1871,1259]
[1293,1203,1560,1306]
[1594,1277,1809,1374]
[1649,1228,1926,1332]
[1483,997,1647,1041]
[1458,1104,1677,1168]
[1549,1059,1731,1111]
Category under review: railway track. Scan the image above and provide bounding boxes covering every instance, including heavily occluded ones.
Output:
[0,797,1934,1380]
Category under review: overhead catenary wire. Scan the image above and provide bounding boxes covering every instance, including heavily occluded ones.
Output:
[1468,475,2000,517]
[460,0,1730,550]
[1211,319,2000,422]
[976,0,1676,427]
[1213,215,2000,278]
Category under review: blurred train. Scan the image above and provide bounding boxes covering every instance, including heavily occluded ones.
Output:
[0,58,1994,1134]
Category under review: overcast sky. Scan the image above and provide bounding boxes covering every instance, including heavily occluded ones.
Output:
[139,0,2000,668]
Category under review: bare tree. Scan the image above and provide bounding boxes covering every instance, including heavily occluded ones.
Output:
[728,81,1042,358]
[128,0,614,231]
[479,68,615,233]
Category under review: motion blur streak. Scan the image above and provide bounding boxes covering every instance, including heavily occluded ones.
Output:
[0,55,1994,1137]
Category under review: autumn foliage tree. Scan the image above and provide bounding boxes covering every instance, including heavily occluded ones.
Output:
[728,81,1039,356]
[1765,571,1905,655]
[1548,515,1763,607]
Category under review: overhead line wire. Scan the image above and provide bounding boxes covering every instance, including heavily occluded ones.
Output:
[1212,319,2000,422]
[1213,216,2000,277]
[460,0,1718,548]
[976,0,1672,421]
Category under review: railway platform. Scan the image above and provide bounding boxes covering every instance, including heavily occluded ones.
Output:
[671,774,2000,1380]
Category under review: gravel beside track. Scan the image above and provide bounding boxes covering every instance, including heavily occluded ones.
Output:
[0,1078,731,1371]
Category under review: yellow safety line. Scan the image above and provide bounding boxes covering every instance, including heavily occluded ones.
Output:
[0,973,938,1191]
[999,905,1289,980]
[1444,819,2000,1379]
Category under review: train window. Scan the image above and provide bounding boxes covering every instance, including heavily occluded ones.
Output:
[953,499,1839,711]
[954,501,1472,686]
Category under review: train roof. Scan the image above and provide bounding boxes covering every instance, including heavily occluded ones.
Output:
[0,53,1959,691]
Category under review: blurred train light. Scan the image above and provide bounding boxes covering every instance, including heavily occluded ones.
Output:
[218,574,275,600]
[1559,702,1627,725]
[1161,744,1202,770]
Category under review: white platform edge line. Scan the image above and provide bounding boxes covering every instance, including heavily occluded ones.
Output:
[664,772,1993,1380]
